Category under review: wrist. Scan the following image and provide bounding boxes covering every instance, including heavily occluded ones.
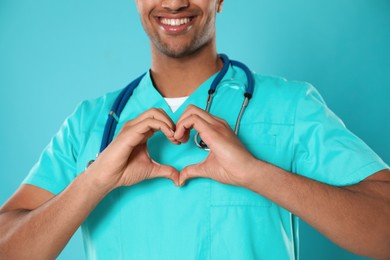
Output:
[238,157,267,190]
[82,164,119,195]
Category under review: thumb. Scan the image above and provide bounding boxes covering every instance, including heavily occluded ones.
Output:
[179,164,206,187]
[150,162,180,186]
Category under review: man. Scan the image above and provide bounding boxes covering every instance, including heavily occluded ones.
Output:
[0,0,389,259]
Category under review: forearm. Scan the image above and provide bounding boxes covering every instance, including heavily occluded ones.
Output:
[0,109,181,259]
[244,160,390,259]
[0,171,113,260]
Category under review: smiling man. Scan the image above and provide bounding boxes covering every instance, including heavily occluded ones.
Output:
[0,0,389,259]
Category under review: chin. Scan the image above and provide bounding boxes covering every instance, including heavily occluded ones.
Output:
[154,40,211,59]
[156,44,195,58]
[161,49,195,59]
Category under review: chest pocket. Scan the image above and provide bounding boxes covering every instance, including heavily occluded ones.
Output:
[210,123,277,207]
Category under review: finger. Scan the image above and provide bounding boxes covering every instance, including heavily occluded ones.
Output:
[128,108,176,131]
[179,164,207,186]
[176,128,191,144]
[179,105,229,127]
[173,124,191,143]
[178,105,217,125]
[176,105,230,143]
[174,114,214,144]
[133,118,179,144]
[150,162,180,186]
[117,118,177,148]
[136,109,181,144]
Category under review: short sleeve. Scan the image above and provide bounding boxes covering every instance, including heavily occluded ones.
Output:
[292,83,389,186]
[22,102,84,195]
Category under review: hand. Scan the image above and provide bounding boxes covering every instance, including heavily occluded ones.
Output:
[87,108,180,191]
[174,105,258,187]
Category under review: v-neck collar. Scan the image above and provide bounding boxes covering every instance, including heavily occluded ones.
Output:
[118,66,236,123]
[132,70,221,122]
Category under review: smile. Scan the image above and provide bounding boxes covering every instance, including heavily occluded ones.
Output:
[157,16,195,34]
[160,18,192,26]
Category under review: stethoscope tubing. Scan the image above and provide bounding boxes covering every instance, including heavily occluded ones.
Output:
[99,54,255,155]
[99,73,146,153]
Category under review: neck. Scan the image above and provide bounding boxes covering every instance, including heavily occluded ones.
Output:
[150,45,222,98]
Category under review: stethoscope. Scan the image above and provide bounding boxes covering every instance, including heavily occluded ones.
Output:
[87,54,254,168]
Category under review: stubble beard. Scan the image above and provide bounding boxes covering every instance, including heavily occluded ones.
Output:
[144,18,216,59]
[151,32,211,58]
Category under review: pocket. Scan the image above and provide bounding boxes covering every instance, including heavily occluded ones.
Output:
[239,122,277,163]
[210,206,274,259]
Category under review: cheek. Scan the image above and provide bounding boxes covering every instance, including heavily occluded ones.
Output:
[135,1,152,19]
[192,0,219,14]
[202,12,216,35]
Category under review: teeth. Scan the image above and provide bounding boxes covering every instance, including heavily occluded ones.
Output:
[160,18,191,26]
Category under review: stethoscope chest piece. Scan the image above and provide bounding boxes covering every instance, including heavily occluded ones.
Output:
[86,160,95,169]
[194,133,211,151]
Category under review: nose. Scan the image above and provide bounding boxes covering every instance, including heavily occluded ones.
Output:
[161,0,190,12]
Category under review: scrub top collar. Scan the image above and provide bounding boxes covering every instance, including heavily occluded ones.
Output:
[129,66,236,122]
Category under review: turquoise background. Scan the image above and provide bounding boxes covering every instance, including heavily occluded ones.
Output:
[0,0,389,259]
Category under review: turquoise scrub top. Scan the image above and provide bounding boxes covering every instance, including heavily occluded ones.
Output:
[23,65,389,259]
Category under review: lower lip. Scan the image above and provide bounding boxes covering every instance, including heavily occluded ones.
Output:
[157,18,195,34]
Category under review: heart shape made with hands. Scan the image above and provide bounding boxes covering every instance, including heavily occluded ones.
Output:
[92,105,254,189]
[125,105,254,188]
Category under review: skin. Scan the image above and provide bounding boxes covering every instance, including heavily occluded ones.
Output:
[1,0,389,259]
[136,0,224,97]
